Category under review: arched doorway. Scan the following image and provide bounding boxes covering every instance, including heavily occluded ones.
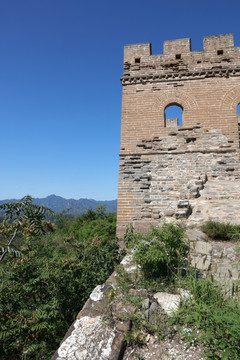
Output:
[164,104,183,127]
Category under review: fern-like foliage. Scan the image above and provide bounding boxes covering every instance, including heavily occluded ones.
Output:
[0,195,54,262]
[0,243,23,258]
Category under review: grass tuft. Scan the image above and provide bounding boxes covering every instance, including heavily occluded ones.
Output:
[201,221,240,242]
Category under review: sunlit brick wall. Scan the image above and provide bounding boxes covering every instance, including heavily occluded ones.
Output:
[117,34,240,238]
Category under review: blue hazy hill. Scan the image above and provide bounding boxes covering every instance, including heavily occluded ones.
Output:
[0,195,117,215]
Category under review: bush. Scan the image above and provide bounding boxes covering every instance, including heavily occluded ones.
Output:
[201,221,240,241]
[133,223,189,279]
[64,210,117,243]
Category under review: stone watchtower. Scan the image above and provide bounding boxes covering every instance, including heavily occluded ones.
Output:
[117,34,240,238]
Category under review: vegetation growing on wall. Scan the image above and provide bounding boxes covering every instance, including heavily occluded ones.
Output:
[201,220,240,242]
[132,224,188,279]
[116,224,240,359]
[171,276,240,359]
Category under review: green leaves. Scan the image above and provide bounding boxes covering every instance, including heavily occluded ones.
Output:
[0,244,23,259]
[172,276,240,359]
[0,208,120,359]
[0,195,54,262]
[201,221,240,242]
[133,223,188,279]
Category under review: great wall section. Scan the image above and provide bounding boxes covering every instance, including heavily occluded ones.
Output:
[117,33,240,237]
[53,34,240,360]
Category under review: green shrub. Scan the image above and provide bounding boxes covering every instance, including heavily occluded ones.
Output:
[65,210,117,243]
[122,224,143,249]
[0,233,121,360]
[0,206,120,360]
[133,223,188,279]
[201,221,240,241]
[172,276,240,359]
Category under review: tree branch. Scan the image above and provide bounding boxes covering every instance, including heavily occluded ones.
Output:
[0,225,19,262]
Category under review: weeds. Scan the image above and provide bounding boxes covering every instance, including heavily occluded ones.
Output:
[135,354,145,360]
[201,221,240,242]
[171,275,240,359]
[118,222,240,359]
[133,224,188,280]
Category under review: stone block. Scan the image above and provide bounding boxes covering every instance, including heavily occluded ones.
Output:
[175,208,191,219]
[164,208,175,217]
[191,255,211,271]
[142,298,150,310]
[153,292,181,316]
[194,241,212,255]
[186,229,207,242]
[55,315,126,360]
[177,200,190,208]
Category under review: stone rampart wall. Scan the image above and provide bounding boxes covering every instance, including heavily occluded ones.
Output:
[117,34,240,237]
[120,77,240,153]
[117,125,240,237]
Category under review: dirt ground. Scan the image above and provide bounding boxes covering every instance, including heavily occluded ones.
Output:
[122,332,206,360]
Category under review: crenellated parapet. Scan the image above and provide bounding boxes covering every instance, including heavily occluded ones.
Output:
[121,34,240,85]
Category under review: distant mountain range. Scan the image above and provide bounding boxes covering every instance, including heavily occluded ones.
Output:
[0,195,117,215]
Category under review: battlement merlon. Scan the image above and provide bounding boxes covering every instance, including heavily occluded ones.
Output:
[123,34,237,65]
[203,33,234,51]
[164,38,191,54]
[123,43,152,63]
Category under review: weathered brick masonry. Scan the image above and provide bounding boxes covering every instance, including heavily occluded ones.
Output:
[117,34,240,238]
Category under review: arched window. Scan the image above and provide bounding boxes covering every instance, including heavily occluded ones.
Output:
[164,104,183,127]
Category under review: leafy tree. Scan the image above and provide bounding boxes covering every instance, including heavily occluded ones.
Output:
[64,207,117,243]
[54,210,75,234]
[0,195,54,262]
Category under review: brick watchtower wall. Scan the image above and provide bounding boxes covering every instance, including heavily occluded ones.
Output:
[117,34,240,238]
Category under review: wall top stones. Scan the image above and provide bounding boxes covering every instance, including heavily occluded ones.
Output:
[122,34,240,85]
[124,34,235,60]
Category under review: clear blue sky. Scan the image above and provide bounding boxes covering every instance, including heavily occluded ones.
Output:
[1,0,240,200]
